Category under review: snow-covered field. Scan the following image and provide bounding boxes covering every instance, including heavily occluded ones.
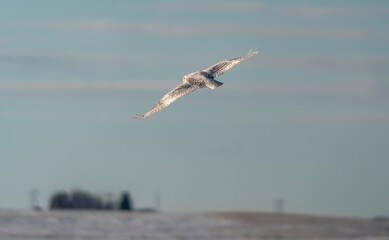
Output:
[0,210,388,240]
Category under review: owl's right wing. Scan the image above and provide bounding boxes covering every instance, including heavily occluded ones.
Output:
[136,83,200,119]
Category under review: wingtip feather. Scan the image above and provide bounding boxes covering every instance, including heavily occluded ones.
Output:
[248,48,260,56]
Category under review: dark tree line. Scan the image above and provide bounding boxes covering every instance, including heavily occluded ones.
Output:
[50,189,133,210]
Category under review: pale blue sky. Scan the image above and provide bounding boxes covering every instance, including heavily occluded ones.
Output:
[0,0,388,217]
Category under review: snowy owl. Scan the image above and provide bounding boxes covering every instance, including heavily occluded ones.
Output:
[136,49,259,119]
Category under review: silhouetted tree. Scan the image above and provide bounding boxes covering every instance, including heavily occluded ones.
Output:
[70,189,103,209]
[50,189,113,210]
[119,192,133,211]
[50,191,71,209]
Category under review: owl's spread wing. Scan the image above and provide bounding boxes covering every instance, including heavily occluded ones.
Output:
[136,83,200,118]
[204,50,258,78]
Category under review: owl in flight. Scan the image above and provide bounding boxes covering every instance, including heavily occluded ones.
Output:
[136,49,259,119]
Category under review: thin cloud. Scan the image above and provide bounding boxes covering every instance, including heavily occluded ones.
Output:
[0,77,379,101]
[228,113,389,124]
[0,80,173,91]
[284,4,389,18]
[152,1,264,12]
[0,36,9,44]
[261,54,389,73]
[0,51,74,67]
[3,109,388,124]
[1,80,386,123]
[227,78,377,103]
[0,49,170,72]
[25,20,138,34]
[0,109,137,122]
[21,20,389,40]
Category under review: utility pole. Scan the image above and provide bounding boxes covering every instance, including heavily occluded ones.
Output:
[274,197,285,214]
[30,189,40,210]
[155,191,161,211]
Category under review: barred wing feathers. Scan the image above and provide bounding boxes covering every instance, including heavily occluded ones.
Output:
[204,50,258,78]
[136,83,200,119]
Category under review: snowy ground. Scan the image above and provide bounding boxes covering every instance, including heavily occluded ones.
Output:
[0,210,388,240]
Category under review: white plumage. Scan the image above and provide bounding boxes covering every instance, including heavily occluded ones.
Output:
[136,49,259,119]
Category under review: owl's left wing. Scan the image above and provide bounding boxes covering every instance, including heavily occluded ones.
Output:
[204,49,258,78]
